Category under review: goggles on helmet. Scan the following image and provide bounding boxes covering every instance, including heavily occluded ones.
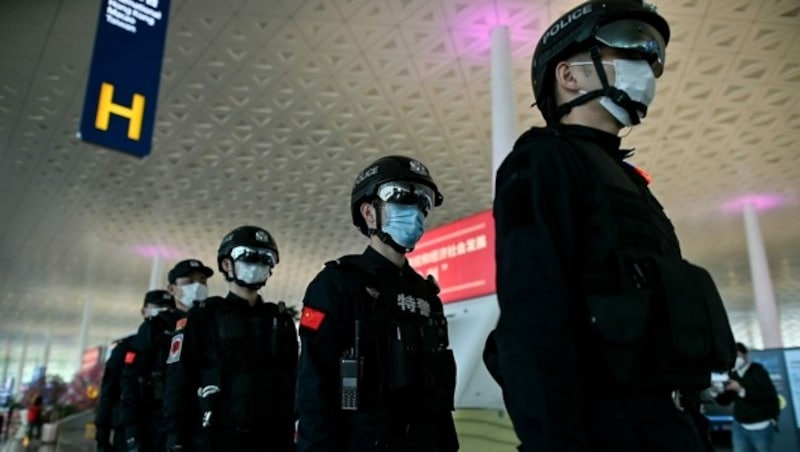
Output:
[229,246,277,267]
[595,19,666,77]
[376,181,436,212]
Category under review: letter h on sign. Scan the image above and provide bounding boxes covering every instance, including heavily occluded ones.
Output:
[94,82,145,140]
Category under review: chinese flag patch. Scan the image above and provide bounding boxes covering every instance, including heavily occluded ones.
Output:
[300,306,326,331]
[124,351,136,364]
[633,166,652,185]
[175,318,187,331]
[166,333,184,364]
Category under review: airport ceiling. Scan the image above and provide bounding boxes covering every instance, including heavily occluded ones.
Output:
[0,0,799,346]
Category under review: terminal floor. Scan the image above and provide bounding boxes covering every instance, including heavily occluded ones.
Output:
[1,410,93,452]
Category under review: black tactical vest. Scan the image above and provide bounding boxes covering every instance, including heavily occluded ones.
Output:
[147,311,182,402]
[564,133,735,390]
[332,256,457,420]
[201,297,297,429]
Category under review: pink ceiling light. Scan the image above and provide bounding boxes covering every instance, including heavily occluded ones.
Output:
[722,194,786,214]
[131,244,184,259]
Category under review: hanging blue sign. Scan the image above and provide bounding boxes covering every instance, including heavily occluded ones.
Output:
[79,0,171,158]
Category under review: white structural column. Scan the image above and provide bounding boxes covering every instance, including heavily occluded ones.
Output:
[743,203,782,348]
[42,328,52,373]
[2,336,12,385]
[76,298,93,371]
[491,26,518,193]
[16,334,28,390]
[149,254,164,290]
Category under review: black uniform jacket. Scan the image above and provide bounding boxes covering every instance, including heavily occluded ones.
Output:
[162,292,298,449]
[119,310,183,438]
[95,335,134,446]
[296,246,459,452]
[491,124,682,450]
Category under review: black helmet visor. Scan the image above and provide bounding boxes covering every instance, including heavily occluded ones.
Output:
[595,19,666,77]
[376,181,438,212]
[229,246,277,266]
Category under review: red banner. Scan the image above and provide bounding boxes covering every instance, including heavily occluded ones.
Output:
[408,209,495,303]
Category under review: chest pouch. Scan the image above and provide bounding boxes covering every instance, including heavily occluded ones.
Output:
[649,257,736,377]
[583,252,652,384]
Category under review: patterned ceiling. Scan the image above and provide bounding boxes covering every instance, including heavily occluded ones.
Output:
[0,0,799,359]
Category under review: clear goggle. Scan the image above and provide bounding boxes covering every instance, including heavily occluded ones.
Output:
[229,246,277,266]
[376,181,439,212]
[595,19,666,77]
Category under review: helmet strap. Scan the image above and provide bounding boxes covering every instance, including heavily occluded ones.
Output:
[554,46,645,125]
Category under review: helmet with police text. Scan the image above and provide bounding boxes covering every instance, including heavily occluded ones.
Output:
[216,225,279,274]
[531,0,670,122]
[350,155,444,235]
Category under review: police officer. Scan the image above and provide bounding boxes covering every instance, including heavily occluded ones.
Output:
[120,260,213,452]
[97,291,175,452]
[163,226,297,452]
[296,155,459,452]
[485,1,735,450]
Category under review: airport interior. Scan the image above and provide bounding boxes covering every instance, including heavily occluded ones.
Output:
[0,0,799,450]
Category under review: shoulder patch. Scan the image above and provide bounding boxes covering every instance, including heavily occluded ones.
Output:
[124,351,136,365]
[166,333,184,364]
[300,306,326,331]
[632,165,652,185]
[175,318,187,331]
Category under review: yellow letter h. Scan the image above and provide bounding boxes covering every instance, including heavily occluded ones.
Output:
[94,82,146,140]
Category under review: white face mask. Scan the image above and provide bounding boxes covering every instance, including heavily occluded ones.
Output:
[177,282,208,308]
[573,59,656,126]
[734,356,746,370]
[234,261,271,285]
[144,307,167,318]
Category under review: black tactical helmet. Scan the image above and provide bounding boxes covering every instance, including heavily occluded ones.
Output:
[217,225,280,274]
[142,290,175,308]
[351,155,443,235]
[531,0,670,122]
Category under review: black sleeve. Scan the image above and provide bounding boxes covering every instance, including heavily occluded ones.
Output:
[95,342,127,438]
[296,268,349,452]
[279,309,300,448]
[492,132,590,450]
[163,310,205,447]
[119,321,155,431]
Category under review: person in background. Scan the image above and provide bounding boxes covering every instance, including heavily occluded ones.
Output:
[96,293,173,451]
[26,395,43,440]
[714,342,780,452]
[296,155,458,451]
[120,259,213,452]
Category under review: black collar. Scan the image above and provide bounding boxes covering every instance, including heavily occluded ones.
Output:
[557,124,632,160]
